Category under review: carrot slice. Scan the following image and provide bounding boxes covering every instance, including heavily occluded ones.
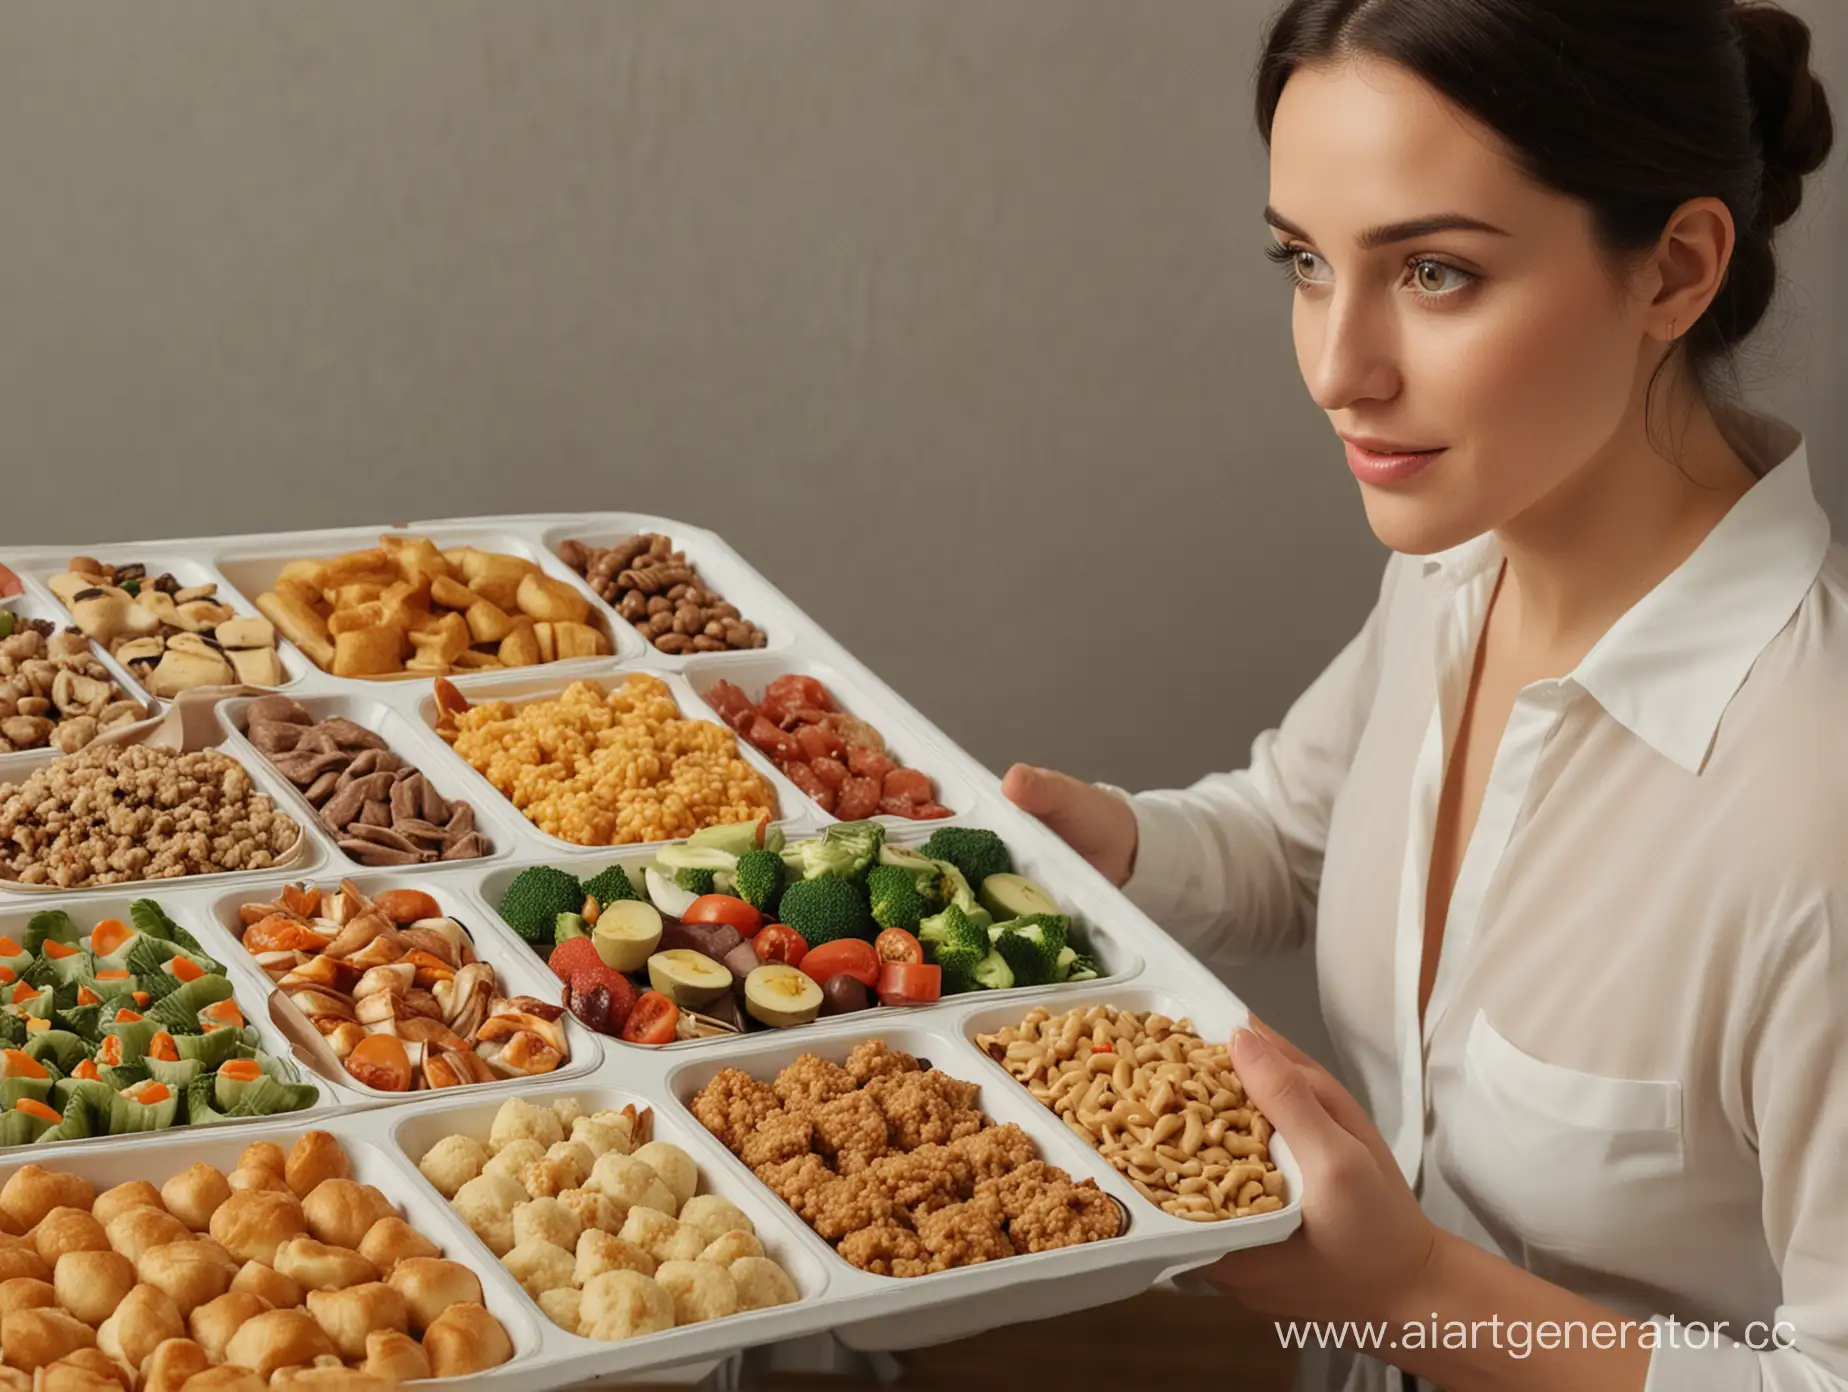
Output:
[0,939,20,957]
[282,883,323,918]
[0,969,16,987]
[76,987,100,1007]
[112,1008,143,1024]
[131,992,150,1007]
[96,1036,123,1066]
[147,1031,179,1062]
[42,941,80,960]
[124,1081,170,1105]
[90,920,135,957]
[218,1059,263,1082]
[0,1050,47,1080]
[24,1019,48,1034]
[167,957,205,983]
[9,983,40,1004]
[95,970,130,981]
[200,1000,244,1028]
[14,1099,60,1123]
[72,1059,100,1082]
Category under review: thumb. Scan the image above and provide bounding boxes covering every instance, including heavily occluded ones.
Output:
[1231,1027,1347,1157]
[1001,764,1060,815]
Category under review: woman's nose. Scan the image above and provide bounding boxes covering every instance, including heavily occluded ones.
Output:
[1304,292,1400,412]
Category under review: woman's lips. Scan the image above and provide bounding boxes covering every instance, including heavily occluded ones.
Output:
[1342,438,1445,485]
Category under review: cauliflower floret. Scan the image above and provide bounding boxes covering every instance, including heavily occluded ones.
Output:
[538,1285,582,1335]
[630,1142,698,1212]
[484,1140,547,1188]
[490,1098,565,1153]
[576,1228,657,1285]
[731,1256,800,1311]
[504,1238,577,1296]
[581,1269,675,1341]
[571,1117,635,1160]
[655,1259,739,1325]
[618,1206,704,1263]
[452,1172,526,1256]
[590,1153,677,1217]
[550,1096,586,1132]
[556,1187,628,1236]
[772,1054,856,1109]
[698,1230,764,1267]
[677,1195,755,1245]
[844,1038,919,1084]
[512,1196,582,1252]
[418,1135,489,1200]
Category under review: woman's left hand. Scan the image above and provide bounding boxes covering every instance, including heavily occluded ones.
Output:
[1203,1018,1441,1325]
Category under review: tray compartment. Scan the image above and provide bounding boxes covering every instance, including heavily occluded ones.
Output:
[0,588,159,778]
[204,868,605,1104]
[217,691,525,875]
[0,1119,546,1383]
[212,526,644,684]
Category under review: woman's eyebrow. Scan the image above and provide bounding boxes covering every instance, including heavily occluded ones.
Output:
[1263,207,1511,249]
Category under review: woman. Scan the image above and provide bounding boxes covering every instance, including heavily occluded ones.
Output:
[1005,2,1838,1389]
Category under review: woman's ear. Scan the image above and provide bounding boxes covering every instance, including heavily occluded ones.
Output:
[1644,195,1737,343]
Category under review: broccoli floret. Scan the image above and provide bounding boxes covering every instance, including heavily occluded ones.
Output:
[991,914,1069,987]
[581,864,641,910]
[782,838,859,882]
[674,867,718,896]
[555,913,588,946]
[733,849,788,916]
[657,844,738,873]
[932,858,978,911]
[1061,949,1100,983]
[878,845,946,905]
[822,820,885,878]
[920,827,1012,890]
[778,877,873,947]
[866,865,932,932]
[499,866,586,947]
[688,817,784,856]
[918,904,988,958]
[934,940,985,993]
[970,950,1015,991]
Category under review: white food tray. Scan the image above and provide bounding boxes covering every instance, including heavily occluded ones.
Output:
[0,515,1299,1385]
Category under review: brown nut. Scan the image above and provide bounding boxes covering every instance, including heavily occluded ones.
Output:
[653,633,692,655]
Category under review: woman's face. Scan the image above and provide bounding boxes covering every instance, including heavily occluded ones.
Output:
[1267,60,1655,555]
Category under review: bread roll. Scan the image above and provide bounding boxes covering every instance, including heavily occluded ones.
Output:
[187,1290,272,1363]
[415,1135,487,1200]
[272,1236,378,1293]
[97,1282,186,1371]
[730,1256,798,1311]
[54,1248,137,1324]
[698,1230,764,1267]
[631,1142,698,1211]
[385,1257,481,1333]
[284,1133,350,1200]
[105,1208,191,1265]
[225,1167,289,1196]
[34,1207,110,1266]
[0,1274,56,1319]
[208,1191,306,1265]
[139,1336,212,1392]
[356,1216,440,1275]
[160,1166,232,1233]
[655,1259,738,1324]
[0,1246,51,1283]
[236,1142,287,1179]
[677,1194,754,1245]
[175,1362,266,1390]
[136,1242,237,1316]
[580,1269,674,1342]
[35,1348,128,1391]
[228,1260,301,1310]
[3,1306,97,1373]
[305,1281,407,1360]
[89,1182,163,1231]
[360,1329,430,1381]
[421,1302,514,1377]
[574,1230,655,1285]
[1,1166,95,1231]
[222,1309,338,1381]
[301,1180,395,1251]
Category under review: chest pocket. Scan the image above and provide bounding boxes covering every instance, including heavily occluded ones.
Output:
[1438,1010,1685,1255]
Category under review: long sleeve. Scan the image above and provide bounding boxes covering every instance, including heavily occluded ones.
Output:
[1642,902,1848,1391]
[1101,555,1402,972]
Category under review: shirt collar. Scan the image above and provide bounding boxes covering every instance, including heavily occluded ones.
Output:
[1421,413,1829,773]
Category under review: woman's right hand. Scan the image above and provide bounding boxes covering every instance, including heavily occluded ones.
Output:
[1001,765,1139,887]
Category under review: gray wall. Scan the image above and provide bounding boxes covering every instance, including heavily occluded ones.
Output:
[2,2,1842,1058]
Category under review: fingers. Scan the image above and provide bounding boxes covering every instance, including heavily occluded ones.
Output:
[1232,1029,1347,1154]
[1235,1023,1401,1177]
[1002,763,1061,815]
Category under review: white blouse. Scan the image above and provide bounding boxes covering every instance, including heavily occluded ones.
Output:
[1112,413,1848,1391]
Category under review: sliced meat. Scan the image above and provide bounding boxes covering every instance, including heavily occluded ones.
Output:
[835,776,881,822]
[795,725,847,763]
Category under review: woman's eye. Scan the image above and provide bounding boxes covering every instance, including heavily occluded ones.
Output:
[1266,243,1331,288]
[1409,258,1473,296]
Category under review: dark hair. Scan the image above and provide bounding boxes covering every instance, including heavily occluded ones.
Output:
[1255,0,1834,387]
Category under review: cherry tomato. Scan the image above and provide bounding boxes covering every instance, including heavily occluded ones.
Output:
[876,961,942,1008]
[798,938,881,989]
[874,928,922,966]
[754,924,808,968]
[620,991,680,1045]
[0,565,19,600]
[682,895,765,939]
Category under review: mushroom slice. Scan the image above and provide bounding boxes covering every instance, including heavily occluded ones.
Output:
[322,1021,367,1059]
[253,949,311,978]
[401,989,444,1021]
[343,932,410,970]
[397,1017,470,1051]
[324,909,399,959]
[333,880,371,926]
[425,1049,497,1089]
[284,986,356,1022]
[476,1008,568,1056]
[355,992,411,1027]
[278,955,348,991]
[404,918,472,964]
[400,950,457,989]
[502,995,566,1024]
[443,965,497,1039]
[353,962,415,1000]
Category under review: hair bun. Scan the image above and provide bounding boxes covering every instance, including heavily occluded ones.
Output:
[1734,3,1835,228]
